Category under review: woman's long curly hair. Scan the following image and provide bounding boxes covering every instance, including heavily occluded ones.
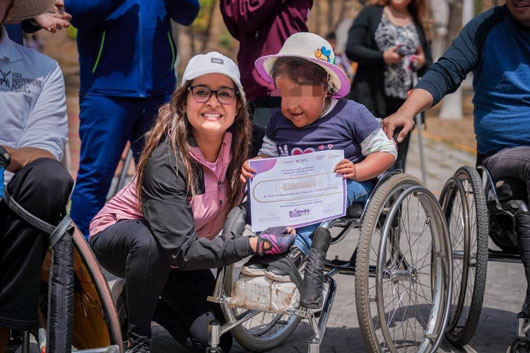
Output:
[368,0,433,40]
[136,79,252,216]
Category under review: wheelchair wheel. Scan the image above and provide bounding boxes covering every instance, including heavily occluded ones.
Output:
[71,230,124,352]
[440,166,489,347]
[356,174,452,353]
[220,265,302,352]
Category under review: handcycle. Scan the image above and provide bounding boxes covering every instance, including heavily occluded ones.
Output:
[1,184,124,353]
[439,164,530,351]
[206,172,453,353]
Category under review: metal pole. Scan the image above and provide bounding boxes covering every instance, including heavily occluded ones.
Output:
[416,112,427,184]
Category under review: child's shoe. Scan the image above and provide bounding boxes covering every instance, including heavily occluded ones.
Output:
[264,247,306,282]
[241,256,267,276]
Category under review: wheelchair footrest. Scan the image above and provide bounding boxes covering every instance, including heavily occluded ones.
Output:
[226,274,300,315]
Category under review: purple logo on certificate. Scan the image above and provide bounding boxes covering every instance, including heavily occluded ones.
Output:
[289,208,310,218]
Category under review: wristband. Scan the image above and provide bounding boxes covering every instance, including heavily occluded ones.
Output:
[0,166,5,199]
[0,146,11,168]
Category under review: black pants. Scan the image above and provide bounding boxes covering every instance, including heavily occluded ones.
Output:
[384,96,411,172]
[0,158,73,330]
[90,219,232,352]
[483,146,530,205]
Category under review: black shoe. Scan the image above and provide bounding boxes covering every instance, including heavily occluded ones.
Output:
[241,255,267,276]
[264,247,305,282]
[126,336,151,353]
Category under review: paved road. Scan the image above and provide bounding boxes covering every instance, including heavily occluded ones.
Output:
[147,133,527,353]
[16,132,525,353]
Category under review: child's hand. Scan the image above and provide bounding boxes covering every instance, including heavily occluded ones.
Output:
[334,159,357,180]
[240,159,256,183]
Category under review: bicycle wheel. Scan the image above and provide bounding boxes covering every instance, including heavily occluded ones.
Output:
[220,265,302,352]
[356,174,452,353]
[441,166,488,347]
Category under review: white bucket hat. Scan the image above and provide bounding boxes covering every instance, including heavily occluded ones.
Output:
[255,32,350,98]
[5,0,55,23]
[182,51,244,95]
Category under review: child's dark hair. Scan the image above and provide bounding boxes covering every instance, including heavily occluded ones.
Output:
[270,57,337,96]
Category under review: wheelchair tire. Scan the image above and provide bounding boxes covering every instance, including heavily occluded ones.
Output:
[356,174,452,353]
[220,264,302,352]
[441,166,489,347]
[71,230,124,352]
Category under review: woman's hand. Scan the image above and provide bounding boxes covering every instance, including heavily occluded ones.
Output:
[334,159,357,180]
[383,46,403,65]
[250,226,296,256]
[240,159,256,183]
[410,46,426,70]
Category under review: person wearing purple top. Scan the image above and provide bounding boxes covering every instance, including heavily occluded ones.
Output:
[220,0,313,127]
[241,32,397,282]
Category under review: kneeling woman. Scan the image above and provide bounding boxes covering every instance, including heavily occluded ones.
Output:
[88,52,295,353]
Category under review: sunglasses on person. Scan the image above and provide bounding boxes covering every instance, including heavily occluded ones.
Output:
[188,85,239,105]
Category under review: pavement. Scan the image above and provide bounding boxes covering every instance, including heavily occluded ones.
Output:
[145,131,527,353]
[14,128,525,353]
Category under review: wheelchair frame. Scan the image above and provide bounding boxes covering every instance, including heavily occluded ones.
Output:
[440,165,530,349]
[206,173,453,353]
[2,191,124,353]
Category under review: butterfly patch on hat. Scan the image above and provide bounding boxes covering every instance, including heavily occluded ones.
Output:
[315,46,332,63]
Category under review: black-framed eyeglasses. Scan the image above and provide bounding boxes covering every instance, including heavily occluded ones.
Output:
[188,85,239,105]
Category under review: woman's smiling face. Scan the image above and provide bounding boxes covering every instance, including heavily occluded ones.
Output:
[186,73,239,139]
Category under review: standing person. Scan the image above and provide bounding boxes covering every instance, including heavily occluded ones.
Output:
[382,0,530,328]
[241,33,396,281]
[346,0,432,171]
[220,0,313,127]
[88,52,296,353]
[0,0,73,347]
[64,0,200,237]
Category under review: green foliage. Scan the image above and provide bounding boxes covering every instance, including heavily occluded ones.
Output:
[219,30,233,49]
[192,0,217,32]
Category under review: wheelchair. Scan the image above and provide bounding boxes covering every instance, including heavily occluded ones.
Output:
[1,188,124,353]
[439,164,529,351]
[206,172,453,353]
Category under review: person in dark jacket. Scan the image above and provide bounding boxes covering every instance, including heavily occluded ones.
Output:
[220,0,313,127]
[383,0,530,335]
[88,52,296,353]
[346,0,432,171]
[64,0,200,238]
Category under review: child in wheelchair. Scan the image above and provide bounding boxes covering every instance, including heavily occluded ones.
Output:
[240,32,397,283]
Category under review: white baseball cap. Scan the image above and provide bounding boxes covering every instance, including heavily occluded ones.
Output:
[181,51,243,93]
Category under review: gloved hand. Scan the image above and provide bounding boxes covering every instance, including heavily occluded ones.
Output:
[256,226,295,256]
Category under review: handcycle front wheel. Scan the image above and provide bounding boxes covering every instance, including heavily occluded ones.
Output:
[220,264,302,352]
[356,174,452,353]
[440,166,489,347]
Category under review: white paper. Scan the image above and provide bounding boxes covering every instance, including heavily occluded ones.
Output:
[248,150,346,232]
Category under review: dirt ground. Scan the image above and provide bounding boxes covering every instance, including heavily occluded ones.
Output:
[38,30,478,176]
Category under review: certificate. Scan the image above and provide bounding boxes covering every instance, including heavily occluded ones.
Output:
[248,150,346,232]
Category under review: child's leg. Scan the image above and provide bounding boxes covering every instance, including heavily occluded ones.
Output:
[294,179,374,252]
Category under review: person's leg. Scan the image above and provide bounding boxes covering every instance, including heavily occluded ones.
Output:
[90,219,170,345]
[0,158,73,330]
[385,96,410,172]
[129,94,170,162]
[71,95,141,237]
[483,147,530,315]
[294,179,373,254]
[153,269,232,353]
[482,146,530,205]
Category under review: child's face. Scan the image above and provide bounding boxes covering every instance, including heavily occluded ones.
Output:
[275,75,327,128]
